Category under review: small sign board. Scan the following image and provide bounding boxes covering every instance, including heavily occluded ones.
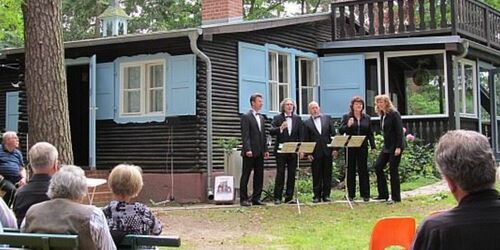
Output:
[214,175,235,203]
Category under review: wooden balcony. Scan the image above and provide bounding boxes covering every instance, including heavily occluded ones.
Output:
[331,0,500,49]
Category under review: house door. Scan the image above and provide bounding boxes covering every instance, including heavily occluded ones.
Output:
[490,68,500,159]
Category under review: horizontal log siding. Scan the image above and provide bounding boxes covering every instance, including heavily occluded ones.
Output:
[200,20,332,170]
[71,37,203,171]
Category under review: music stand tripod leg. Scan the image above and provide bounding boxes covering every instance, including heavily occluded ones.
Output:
[345,147,353,209]
[295,152,301,214]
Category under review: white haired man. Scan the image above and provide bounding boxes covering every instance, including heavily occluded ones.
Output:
[0,131,26,207]
[13,142,59,226]
[412,130,500,249]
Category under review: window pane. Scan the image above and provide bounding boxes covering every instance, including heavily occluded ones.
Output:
[278,54,288,83]
[388,54,446,115]
[149,89,163,112]
[269,52,277,81]
[279,84,289,104]
[301,88,314,115]
[124,66,141,89]
[124,91,140,113]
[365,59,378,116]
[464,64,474,114]
[149,64,163,88]
[457,63,463,112]
[269,82,278,111]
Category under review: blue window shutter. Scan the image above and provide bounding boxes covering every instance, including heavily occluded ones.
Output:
[238,42,268,113]
[5,92,19,132]
[319,54,365,118]
[167,54,196,116]
[96,63,115,120]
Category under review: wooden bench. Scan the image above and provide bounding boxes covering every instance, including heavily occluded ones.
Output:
[0,232,79,249]
[119,235,181,249]
[0,230,181,249]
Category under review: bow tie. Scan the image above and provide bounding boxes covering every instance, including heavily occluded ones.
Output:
[313,116,321,119]
[255,112,261,116]
[285,115,292,119]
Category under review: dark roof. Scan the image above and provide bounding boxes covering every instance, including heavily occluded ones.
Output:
[1,12,331,57]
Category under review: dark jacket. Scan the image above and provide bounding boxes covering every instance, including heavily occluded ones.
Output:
[240,111,268,157]
[412,189,500,250]
[380,110,405,153]
[339,113,376,149]
[13,174,51,227]
[270,113,303,153]
[303,114,336,158]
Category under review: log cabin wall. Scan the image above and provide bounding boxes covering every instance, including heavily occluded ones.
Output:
[200,20,333,170]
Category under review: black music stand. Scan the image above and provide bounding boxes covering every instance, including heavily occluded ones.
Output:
[278,142,316,214]
[331,135,366,209]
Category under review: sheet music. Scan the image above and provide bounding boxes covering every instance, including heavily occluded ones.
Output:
[279,142,300,153]
[330,136,349,147]
[298,142,316,153]
[346,136,366,147]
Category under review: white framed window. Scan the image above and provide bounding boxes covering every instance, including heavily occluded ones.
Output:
[457,58,477,117]
[298,57,318,115]
[365,52,381,117]
[268,51,290,112]
[120,60,165,116]
[384,50,448,118]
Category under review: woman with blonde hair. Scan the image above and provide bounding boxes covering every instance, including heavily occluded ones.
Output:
[373,94,405,203]
[102,164,162,245]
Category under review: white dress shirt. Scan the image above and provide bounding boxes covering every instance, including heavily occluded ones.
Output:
[313,116,322,134]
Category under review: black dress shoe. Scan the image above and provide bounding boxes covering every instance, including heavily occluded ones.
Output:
[252,200,266,206]
[240,201,251,207]
[284,197,293,203]
[362,197,370,202]
[323,197,331,202]
[373,196,388,201]
[274,200,282,205]
[347,197,354,202]
[312,198,321,203]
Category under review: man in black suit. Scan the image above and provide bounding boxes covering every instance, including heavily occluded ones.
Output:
[240,93,269,206]
[270,98,303,205]
[303,101,337,203]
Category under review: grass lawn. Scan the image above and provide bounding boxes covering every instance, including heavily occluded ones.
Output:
[158,178,457,249]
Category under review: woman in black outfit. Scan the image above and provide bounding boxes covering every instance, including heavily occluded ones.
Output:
[373,94,405,203]
[339,96,375,202]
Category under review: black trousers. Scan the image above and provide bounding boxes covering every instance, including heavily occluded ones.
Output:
[240,155,264,202]
[346,146,370,199]
[311,155,333,199]
[274,154,297,201]
[374,151,402,202]
[0,178,17,207]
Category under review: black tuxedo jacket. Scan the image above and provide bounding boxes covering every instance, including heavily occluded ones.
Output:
[240,111,268,157]
[269,113,303,153]
[339,113,376,149]
[303,114,336,158]
[380,110,405,153]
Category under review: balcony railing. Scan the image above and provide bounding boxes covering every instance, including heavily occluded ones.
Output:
[331,0,500,49]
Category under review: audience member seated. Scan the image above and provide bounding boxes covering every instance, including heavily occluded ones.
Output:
[103,164,162,245]
[21,165,116,250]
[412,130,500,250]
[13,142,59,227]
[0,131,26,207]
[0,197,16,228]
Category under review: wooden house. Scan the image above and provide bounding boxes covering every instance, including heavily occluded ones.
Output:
[0,0,498,203]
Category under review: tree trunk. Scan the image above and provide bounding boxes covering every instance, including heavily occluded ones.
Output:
[22,0,74,164]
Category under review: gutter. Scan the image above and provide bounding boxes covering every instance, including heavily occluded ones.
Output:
[188,29,215,201]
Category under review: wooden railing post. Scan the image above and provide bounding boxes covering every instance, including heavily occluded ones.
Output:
[331,4,337,41]
[484,8,490,46]
[450,0,457,34]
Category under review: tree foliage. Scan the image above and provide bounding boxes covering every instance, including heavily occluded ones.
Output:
[0,0,24,49]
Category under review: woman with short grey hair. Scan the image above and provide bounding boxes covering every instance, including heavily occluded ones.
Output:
[22,165,116,250]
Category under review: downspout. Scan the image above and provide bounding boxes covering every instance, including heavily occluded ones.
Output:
[188,29,214,200]
[453,39,469,130]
